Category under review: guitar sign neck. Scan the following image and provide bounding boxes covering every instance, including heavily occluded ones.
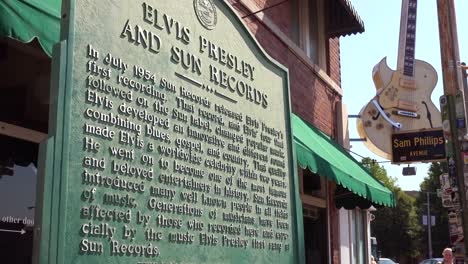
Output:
[397,0,418,77]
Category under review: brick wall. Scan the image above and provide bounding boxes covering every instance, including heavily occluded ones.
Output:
[328,37,341,86]
[229,0,340,137]
[229,1,343,263]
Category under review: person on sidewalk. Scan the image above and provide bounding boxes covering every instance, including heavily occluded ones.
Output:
[437,248,454,264]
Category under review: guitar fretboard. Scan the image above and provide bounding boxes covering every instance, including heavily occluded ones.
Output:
[403,0,417,77]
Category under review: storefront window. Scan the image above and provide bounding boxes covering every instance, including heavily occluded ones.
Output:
[0,135,38,264]
[303,169,325,198]
[350,209,368,264]
[351,210,357,263]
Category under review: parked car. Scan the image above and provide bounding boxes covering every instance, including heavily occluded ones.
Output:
[419,258,443,264]
[379,258,398,264]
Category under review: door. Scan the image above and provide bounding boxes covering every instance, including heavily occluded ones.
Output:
[304,207,328,264]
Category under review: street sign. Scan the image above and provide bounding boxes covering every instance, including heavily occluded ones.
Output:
[442,194,454,208]
[391,129,446,163]
[402,166,416,176]
[440,173,450,189]
[422,215,436,226]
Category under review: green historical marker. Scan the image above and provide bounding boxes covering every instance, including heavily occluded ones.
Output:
[34,0,302,263]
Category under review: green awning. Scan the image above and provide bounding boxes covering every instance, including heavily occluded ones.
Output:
[0,0,61,56]
[292,113,396,208]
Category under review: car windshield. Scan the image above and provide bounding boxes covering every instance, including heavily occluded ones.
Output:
[420,259,443,264]
[379,259,396,264]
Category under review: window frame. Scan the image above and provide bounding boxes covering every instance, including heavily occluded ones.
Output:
[299,168,327,208]
[349,209,371,264]
[295,0,328,69]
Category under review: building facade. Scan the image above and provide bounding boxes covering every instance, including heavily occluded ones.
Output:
[228,1,390,264]
[0,0,394,263]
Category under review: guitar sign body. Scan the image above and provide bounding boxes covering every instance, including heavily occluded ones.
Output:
[356,0,441,159]
[357,57,440,159]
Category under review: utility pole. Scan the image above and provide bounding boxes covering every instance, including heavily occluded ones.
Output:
[437,0,468,261]
[427,192,433,259]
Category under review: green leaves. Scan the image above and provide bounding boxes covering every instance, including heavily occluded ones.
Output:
[361,157,422,261]
[415,162,449,258]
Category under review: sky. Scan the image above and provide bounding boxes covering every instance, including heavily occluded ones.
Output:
[341,0,468,191]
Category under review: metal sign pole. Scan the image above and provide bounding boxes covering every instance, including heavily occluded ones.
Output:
[437,0,468,261]
[427,192,433,259]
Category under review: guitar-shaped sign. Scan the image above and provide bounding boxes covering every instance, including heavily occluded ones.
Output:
[357,0,441,159]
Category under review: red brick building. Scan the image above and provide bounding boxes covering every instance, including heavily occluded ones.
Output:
[228,1,393,263]
[0,0,395,263]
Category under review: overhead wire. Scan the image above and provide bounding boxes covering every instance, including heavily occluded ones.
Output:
[343,148,391,164]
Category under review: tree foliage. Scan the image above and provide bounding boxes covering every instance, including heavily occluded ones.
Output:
[415,162,449,258]
[361,158,422,261]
